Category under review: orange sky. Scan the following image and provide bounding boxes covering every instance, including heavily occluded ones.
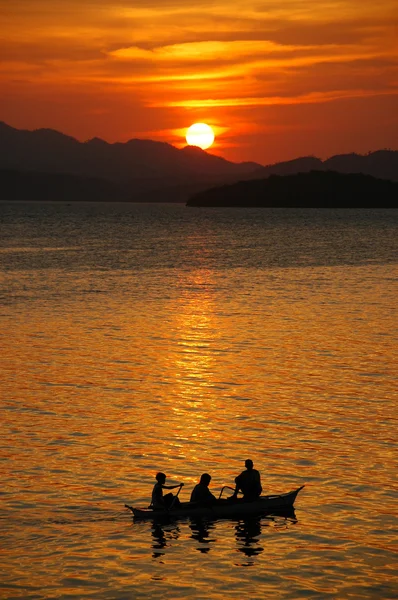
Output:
[1,0,397,165]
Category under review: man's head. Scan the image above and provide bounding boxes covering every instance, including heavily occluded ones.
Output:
[200,473,211,486]
[245,459,254,470]
[156,472,166,483]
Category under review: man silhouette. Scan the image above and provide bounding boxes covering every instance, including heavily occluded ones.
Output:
[190,473,217,505]
[232,459,262,501]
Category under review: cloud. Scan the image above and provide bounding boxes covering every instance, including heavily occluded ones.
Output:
[1,0,397,160]
[157,88,398,109]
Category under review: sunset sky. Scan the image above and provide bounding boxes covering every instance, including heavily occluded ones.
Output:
[1,0,397,165]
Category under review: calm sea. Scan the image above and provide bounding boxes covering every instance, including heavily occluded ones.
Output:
[0,201,397,599]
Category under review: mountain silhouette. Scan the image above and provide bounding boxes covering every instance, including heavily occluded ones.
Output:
[0,121,397,202]
[0,121,260,195]
[247,152,398,183]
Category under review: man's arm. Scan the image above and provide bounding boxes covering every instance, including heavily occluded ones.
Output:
[163,483,184,490]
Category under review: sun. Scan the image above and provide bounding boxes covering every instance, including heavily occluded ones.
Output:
[186,123,215,150]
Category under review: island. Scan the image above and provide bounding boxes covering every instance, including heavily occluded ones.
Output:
[186,171,398,208]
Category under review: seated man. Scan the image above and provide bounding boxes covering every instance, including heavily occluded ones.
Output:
[190,473,217,505]
[232,459,262,501]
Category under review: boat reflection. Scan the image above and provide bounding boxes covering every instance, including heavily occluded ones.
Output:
[189,518,217,553]
[151,520,181,559]
[234,508,297,565]
[235,516,264,557]
[148,508,297,559]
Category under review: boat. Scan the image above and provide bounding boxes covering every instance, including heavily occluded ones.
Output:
[125,485,304,520]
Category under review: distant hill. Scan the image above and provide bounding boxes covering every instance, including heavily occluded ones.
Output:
[186,171,398,208]
[0,121,261,201]
[0,121,397,202]
[247,151,398,183]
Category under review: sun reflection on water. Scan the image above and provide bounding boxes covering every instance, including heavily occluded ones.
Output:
[1,204,397,599]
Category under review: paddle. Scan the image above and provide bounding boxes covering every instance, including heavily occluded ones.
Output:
[169,483,184,510]
[218,485,236,500]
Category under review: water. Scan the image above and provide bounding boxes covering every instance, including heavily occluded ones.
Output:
[0,201,397,599]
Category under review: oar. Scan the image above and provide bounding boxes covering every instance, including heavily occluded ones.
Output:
[169,483,184,510]
[218,485,236,500]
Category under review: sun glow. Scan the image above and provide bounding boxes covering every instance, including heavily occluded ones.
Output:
[185,123,215,150]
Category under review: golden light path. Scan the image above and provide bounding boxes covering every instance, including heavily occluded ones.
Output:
[186,123,215,150]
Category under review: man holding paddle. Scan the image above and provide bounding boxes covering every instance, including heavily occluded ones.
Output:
[151,472,184,509]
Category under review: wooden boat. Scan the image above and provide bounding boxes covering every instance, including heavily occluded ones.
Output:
[125,485,304,520]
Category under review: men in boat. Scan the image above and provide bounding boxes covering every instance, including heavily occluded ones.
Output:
[151,472,184,509]
[190,473,217,505]
[232,459,262,501]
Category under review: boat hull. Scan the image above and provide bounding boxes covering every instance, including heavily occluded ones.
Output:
[126,485,304,520]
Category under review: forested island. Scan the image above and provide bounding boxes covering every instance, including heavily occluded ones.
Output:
[186,171,398,208]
